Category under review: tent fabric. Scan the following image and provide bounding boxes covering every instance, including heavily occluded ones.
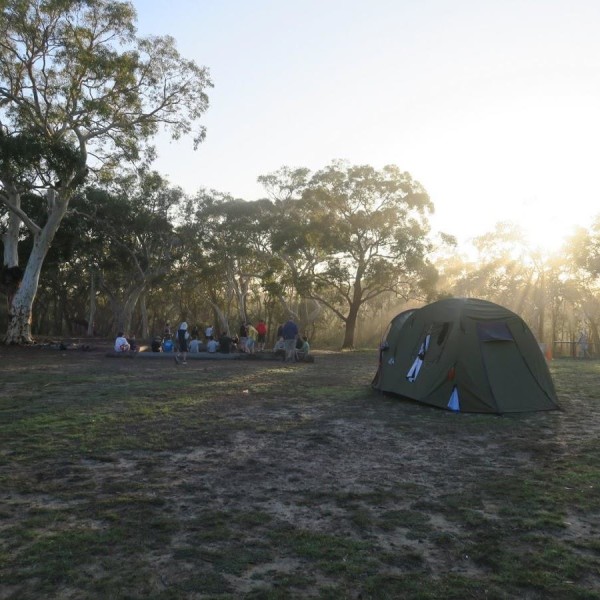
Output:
[372,298,560,414]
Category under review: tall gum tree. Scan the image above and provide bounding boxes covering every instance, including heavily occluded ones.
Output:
[0,0,211,343]
[268,162,437,349]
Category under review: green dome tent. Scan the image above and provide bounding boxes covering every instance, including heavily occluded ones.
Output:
[372,298,560,413]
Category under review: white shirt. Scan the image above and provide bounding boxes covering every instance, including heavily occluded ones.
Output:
[205,326,214,337]
[207,339,219,353]
[114,336,130,352]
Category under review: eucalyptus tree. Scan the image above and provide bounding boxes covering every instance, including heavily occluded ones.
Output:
[76,171,183,336]
[562,218,600,349]
[259,166,328,324]
[180,190,277,331]
[266,161,437,349]
[0,0,211,343]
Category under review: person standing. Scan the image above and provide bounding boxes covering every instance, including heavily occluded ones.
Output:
[281,317,299,362]
[175,318,189,364]
[246,322,258,354]
[256,319,268,352]
[238,322,248,352]
[578,331,591,358]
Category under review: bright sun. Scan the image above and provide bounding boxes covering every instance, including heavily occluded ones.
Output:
[520,210,575,255]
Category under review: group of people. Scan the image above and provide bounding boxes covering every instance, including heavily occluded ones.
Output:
[114,316,310,363]
[237,319,268,354]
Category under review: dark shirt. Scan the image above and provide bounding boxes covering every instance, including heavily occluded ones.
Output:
[282,320,298,340]
[219,336,232,353]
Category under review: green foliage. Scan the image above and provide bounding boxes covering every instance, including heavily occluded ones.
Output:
[0,131,83,192]
[0,0,212,173]
[264,161,437,347]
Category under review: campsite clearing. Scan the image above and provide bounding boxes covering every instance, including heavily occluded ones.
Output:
[1,346,599,599]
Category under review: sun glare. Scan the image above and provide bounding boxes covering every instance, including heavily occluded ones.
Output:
[520,211,575,255]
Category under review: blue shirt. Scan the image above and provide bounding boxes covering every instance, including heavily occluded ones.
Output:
[282,320,298,340]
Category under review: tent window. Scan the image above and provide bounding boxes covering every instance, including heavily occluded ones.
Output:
[406,334,430,382]
[423,322,452,363]
[406,321,452,382]
[477,321,513,342]
[437,322,450,345]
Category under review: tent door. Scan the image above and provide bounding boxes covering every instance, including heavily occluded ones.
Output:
[478,321,550,412]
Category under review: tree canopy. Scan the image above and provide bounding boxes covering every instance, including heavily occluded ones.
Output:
[0,0,212,342]
[268,162,438,348]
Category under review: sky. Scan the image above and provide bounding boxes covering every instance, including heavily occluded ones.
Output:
[134,0,600,254]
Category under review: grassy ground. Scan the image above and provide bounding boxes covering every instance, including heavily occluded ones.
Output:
[0,346,599,599]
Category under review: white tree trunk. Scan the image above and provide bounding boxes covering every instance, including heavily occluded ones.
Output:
[4,191,68,344]
[87,270,96,336]
[103,282,146,336]
[140,293,149,339]
[208,300,230,335]
[3,200,21,267]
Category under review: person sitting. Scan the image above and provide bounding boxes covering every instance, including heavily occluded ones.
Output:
[151,336,162,352]
[114,332,131,353]
[296,336,310,361]
[207,338,219,353]
[127,333,139,353]
[189,337,201,353]
[232,335,240,352]
[162,337,174,353]
[218,333,233,354]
